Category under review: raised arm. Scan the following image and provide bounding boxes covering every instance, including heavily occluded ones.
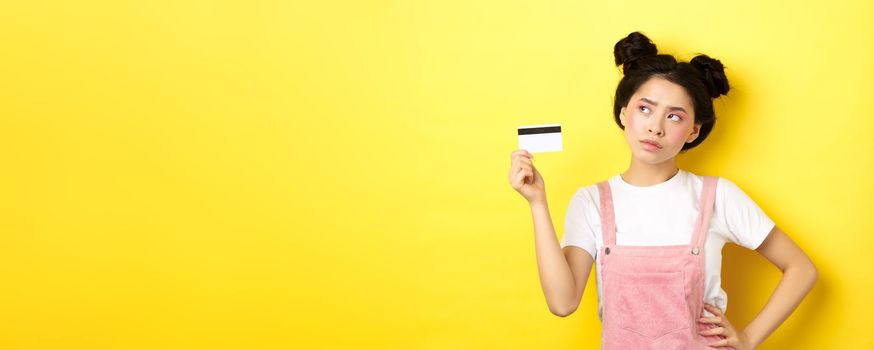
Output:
[508,149,594,316]
[530,201,595,316]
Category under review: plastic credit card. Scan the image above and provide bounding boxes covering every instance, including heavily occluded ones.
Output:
[517,124,562,153]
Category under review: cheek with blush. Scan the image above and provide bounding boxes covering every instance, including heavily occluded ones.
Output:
[669,133,686,145]
[667,126,692,147]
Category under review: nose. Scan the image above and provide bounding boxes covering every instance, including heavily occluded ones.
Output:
[648,118,664,136]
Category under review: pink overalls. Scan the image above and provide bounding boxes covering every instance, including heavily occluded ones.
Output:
[597,176,726,349]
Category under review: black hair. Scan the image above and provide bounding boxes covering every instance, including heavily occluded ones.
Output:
[612,31,730,151]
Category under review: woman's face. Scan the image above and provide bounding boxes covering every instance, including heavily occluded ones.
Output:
[619,76,701,164]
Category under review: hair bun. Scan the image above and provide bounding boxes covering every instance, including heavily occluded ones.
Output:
[613,31,658,71]
[690,54,730,98]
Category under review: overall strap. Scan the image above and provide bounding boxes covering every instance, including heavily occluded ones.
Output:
[690,176,719,247]
[596,181,616,246]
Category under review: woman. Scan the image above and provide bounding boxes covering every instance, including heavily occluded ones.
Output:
[508,31,818,349]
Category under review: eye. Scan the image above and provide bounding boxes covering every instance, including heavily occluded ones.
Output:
[668,114,682,122]
[638,105,650,113]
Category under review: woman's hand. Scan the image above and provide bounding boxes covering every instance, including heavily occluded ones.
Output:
[508,149,545,204]
[699,304,757,350]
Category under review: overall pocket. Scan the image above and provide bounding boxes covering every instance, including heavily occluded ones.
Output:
[616,271,690,339]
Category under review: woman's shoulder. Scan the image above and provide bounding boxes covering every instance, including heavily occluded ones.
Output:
[681,170,756,202]
[568,180,607,205]
[682,170,736,188]
[571,183,600,201]
[568,174,621,211]
[575,174,618,195]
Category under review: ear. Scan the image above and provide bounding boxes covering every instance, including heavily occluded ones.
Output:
[619,107,627,127]
[686,123,701,143]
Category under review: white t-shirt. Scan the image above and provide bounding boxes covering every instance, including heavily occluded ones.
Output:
[560,169,775,321]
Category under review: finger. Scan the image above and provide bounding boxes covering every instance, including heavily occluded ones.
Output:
[698,326,725,336]
[703,304,725,316]
[519,164,532,177]
[512,164,528,182]
[511,155,533,170]
[518,165,532,179]
[698,316,721,324]
[706,338,730,347]
[510,162,522,179]
[703,305,735,330]
[519,169,533,184]
[511,150,534,160]
[514,168,528,186]
[720,325,737,339]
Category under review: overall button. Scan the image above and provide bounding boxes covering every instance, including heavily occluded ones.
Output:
[691,247,699,255]
[605,247,611,255]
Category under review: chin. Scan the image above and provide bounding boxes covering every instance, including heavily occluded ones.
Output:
[633,150,675,164]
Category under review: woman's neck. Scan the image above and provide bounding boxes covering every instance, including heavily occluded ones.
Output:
[620,158,680,187]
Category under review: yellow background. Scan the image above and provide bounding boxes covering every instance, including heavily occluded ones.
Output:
[1,1,871,349]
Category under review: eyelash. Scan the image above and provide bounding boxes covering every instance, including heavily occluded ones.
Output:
[639,105,682,121]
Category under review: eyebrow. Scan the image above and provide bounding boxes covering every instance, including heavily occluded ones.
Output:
[638,97,688,113]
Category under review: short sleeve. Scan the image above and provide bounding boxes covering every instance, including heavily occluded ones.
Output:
[716,177,776,250]
[560,188,598,259]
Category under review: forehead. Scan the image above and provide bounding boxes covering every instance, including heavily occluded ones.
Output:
[632,77,693,111]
